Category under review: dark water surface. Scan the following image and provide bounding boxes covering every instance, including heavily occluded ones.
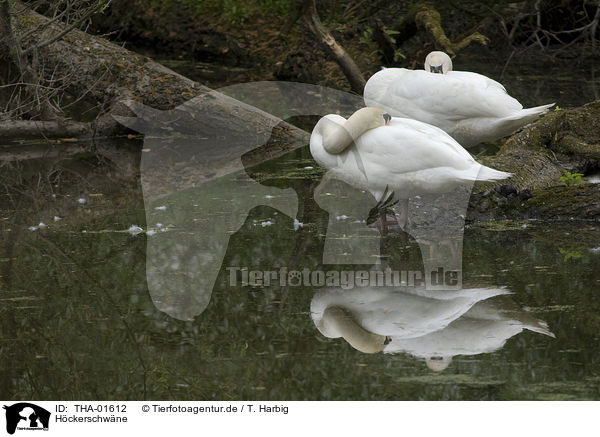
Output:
[1,57,599,401]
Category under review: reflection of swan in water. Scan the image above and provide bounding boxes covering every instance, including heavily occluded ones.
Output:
[387,296,555,371]
[318,306,392,353]
[364,51,554,147]
[311,286,509,352]
[311,287,554,370]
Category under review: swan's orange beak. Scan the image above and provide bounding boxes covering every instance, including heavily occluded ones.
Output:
[383,113,391,126]
[430,65,443,73]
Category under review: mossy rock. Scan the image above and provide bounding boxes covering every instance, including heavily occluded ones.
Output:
[480,100,600,192]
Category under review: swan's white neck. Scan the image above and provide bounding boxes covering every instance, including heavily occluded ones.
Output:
[316,110,377,154]
[321,306,386,353]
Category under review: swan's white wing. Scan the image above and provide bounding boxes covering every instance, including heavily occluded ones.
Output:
[385,318,525,356]
[348,120,488,197]
[391,70,522,119]
[448,70,507,93]
[365,68,522,125]
[310,287,504,339]
[354,118,476,175]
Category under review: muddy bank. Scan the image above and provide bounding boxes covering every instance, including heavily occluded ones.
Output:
[468,183,600,222]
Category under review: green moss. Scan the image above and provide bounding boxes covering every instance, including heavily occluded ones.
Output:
[478,100,600,195]
[558,170,584,185]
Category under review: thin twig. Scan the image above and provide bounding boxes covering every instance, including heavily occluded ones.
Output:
[24,1,109,54]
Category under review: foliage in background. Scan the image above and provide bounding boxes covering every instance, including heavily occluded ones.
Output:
[91,0,599,78]
[145,0,293,25]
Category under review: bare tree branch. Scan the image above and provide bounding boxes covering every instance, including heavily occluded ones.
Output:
[412,3,488,56]
[23,1,110,54]
[302,0,365,93]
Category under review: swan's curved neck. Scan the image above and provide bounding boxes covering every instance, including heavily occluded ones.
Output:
[318,112,371,154]
[322,306,386,353]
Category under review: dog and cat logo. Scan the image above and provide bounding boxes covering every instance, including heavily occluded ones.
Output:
[3,403,50,434]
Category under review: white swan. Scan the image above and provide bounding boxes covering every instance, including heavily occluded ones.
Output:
[310,286,510,353]
[311,287,555,368]
[310,107,511,204]
[364,51,554,147]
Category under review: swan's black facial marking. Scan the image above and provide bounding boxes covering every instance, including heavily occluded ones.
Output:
[382,113,391,125]
[430,65,443,73]
[384,336,392,345]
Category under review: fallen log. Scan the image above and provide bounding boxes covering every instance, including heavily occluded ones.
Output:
[2,2,310,159]
[0,119,93,140]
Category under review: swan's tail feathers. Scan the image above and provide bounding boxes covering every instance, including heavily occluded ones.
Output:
[456,286,512,302]
[491,103,555,139]
[511,102,555,121]
[501,103,555,125]
[530,102,555,113]
[455,166,512,183]
[513,310,556,338]
[526,320,556,338]
[476,166,513,182]
[410,286,511,301]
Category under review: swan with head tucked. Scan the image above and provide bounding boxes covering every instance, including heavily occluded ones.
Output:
[310,287,555,369]
[363,51,554,147]
[310,286,511,350]
[310,107,511,205]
